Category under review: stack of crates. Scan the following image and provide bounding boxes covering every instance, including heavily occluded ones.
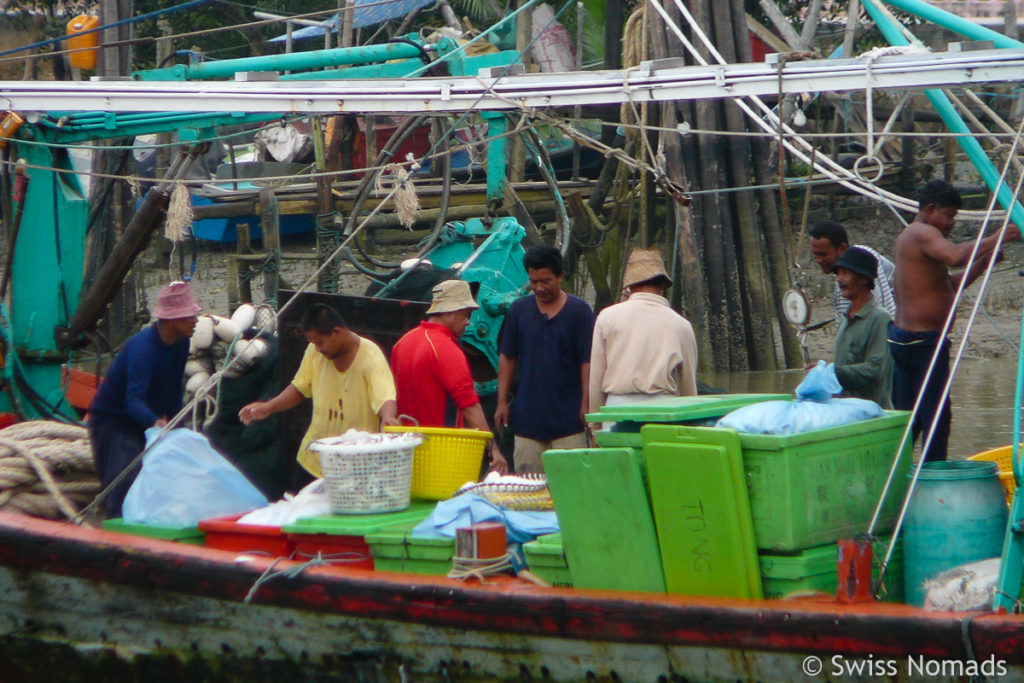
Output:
[522,533,572,587]
[282,502,436,570]
[199,513,295,557]
[542,394,913,600]
[759,535,904,602]
[366,521,455,575]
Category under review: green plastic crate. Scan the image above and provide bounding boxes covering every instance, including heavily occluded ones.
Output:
[543,448,665,593]
[587,393,791,430]
[736,411,912,551]
[366,520,455,576]
[282,501,435,536]
[523,533,568,568]
[102,518,205,545]
[759,537,904,602]
[592,430,643,449]
[523,533,572,587]
[642,413,911,551]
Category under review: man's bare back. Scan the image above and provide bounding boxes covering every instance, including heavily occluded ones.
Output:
[893,210,1018,332]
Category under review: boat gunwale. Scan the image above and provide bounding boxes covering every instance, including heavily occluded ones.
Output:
[1,512,1022,664]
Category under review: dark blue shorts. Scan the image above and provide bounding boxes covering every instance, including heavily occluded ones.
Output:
[887,324,951,463]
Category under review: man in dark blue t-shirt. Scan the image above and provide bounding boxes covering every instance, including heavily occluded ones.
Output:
[88,281,200,517]
[495,245,595,473]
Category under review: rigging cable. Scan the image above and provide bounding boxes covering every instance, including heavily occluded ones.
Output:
[869,112,1024,594]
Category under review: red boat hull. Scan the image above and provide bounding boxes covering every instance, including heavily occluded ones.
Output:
[0,512,1020,681]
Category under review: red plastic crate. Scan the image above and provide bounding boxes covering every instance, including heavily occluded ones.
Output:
[287,533,374,570]
[198,513,295,557]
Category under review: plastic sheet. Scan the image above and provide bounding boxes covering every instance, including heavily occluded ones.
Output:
[122,428,268,526]
[236,478,332,527]
[716,362,884,435]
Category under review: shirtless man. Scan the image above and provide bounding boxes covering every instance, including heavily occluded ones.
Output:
[889,179,1020,462]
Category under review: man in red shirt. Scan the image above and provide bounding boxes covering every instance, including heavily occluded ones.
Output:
[391,279,508,473]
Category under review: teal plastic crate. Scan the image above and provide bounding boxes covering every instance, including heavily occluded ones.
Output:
[759,537,904,602]
[523,533,572,587]
[641,413,912,551]
[102,518,205,545]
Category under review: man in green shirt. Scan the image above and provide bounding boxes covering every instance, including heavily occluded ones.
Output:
[832,247,893,407]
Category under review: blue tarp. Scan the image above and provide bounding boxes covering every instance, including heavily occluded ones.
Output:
[412,493,560,543]
[271,0,433,41]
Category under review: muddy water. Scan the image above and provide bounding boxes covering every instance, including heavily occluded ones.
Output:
[703,356,1020,460]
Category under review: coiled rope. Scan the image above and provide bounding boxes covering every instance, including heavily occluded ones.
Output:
[0,421,97,522]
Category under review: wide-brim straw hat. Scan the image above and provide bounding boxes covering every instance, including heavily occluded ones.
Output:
[426,279,479,315]
[154,280,201,320]
[623,248,672,289]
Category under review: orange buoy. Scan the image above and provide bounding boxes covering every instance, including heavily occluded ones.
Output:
[66,14,100,70]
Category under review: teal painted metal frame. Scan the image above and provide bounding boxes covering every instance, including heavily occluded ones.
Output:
[9,33,522,411]
[862,0,1024,225]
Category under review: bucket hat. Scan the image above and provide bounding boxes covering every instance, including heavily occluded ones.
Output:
[623,248,672,289]
[154,280,201,320]
[426,280,479,315]
[833,247,877,285]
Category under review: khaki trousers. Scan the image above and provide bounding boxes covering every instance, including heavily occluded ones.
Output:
[513,432,587,474]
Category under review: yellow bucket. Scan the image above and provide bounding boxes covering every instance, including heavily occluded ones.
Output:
[383,426,491,500]
[967,445,1020,505]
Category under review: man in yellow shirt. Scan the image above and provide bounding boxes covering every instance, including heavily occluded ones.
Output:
[239,304,398,477]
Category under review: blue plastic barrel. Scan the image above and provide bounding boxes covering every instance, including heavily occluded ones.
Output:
[903,460,1008,606]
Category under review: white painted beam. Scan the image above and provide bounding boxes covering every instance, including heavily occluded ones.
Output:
[2,47,1023,114]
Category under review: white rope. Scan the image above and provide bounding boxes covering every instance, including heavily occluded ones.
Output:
[853,58,884,183]
[657,0,1007,223]
[0,421,96,522]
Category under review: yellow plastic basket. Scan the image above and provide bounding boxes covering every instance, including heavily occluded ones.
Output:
[967,445,1020,505]
[383,426,491,500]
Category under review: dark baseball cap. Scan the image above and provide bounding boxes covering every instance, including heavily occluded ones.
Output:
[834,247,877,284]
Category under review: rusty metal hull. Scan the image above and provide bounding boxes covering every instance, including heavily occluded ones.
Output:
[0,512,1022,682]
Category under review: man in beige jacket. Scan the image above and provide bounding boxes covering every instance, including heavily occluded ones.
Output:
[589,249,698,417]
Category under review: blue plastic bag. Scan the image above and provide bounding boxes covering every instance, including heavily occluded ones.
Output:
[716,361,884,434]
[795,360,842,402]
[715,397,885,435]
[122,428,268,526]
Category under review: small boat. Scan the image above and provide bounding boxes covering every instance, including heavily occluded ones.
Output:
[1,511,1021,681]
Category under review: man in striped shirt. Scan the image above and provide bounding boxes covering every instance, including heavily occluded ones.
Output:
[809,220,896,322]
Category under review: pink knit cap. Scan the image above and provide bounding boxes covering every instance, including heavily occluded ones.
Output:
[154,281,201,320]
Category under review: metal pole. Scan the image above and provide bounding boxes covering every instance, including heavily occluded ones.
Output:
[863,0,1024,225]
[881,0,1024,48]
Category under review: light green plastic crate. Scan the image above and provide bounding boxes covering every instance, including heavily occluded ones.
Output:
[592,430,643,449]
[102,518,205,545]
[523,533,572,587]
[543,448,665,593]
[759,537,904,602]
[366,521,454,576]
[587,393,791,428]
[644,413,911,552]
[735,411,912,551]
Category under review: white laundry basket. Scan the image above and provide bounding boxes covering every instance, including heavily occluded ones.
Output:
[309,432,422,514]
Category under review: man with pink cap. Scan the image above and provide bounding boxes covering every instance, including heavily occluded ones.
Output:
[88,281,200,516]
